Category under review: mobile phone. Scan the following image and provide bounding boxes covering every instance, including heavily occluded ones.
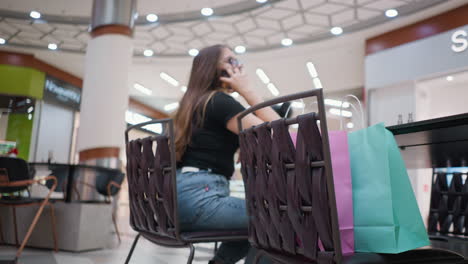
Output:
[221,70,230,77]
[219,70,233,90]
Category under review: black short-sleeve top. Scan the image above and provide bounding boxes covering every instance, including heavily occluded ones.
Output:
[178,91,245,178]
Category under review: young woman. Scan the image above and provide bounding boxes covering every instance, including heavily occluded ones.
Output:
[174,44,279,264]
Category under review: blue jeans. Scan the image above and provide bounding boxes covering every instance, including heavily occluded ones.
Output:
[177,170,263,264]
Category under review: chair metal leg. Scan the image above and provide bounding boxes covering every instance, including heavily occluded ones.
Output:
[49,204,58,252]
[124,234,140,264]
[112,210,121,244]
[214,241,218,254]
[12,207,18,247]
[16,200,51,259]
[187,244,195,264]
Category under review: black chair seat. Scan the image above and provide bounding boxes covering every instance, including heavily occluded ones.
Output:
[181,229,248,242]
[0,197,50,205]
[260,247,467,264]
[139,231,187,247]
[137,229,247,247]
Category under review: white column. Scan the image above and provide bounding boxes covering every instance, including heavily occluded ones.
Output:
[77,34,132,154]
[76,0,135,165]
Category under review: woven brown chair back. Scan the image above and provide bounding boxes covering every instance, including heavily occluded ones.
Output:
[237,89,342,264]
[125,119,181,242]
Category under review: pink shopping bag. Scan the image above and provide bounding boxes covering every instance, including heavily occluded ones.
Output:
[328,131,354,255]
[290,131,355,255]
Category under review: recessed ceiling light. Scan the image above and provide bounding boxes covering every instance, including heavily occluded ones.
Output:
[164,102,179,112]
[188,48,199,57]
[330,108,352,117]
[281,38,293,46]
[312,77,323,88]
[160,72,179,87]
[181,86,187,92]
[146,14,158,22]
[134,83,152,95]
[306,62,318,78]
[267,83,279,96]
[30,11,41,19]
[256,68,270,84]
[256,0,268,3]
[330,26,343,35]
[347,122,354,129]
[234,45,246,54]
[201,8,214,16]
[48,43,58,50]
[385,9,398,18]
[143,49,154,57]
[446,76,454,81]
[0,38,5,45]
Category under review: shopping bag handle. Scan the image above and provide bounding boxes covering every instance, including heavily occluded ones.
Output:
[339,94,365,130]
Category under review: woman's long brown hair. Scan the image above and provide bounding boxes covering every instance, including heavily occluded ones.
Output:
[174,44,228,161]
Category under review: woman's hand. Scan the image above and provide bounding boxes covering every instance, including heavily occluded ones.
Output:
[219,66,252,96]
[220,66,268,112]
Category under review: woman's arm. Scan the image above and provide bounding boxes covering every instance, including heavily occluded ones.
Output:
[241,89,281,123]
[221,67,281,134]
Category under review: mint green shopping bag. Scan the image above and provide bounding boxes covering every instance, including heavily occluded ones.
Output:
[348,123,429,253]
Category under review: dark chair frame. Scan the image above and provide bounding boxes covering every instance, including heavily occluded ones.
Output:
[237,89,468,264]
[124,119,247,264]
[0,158,58,262]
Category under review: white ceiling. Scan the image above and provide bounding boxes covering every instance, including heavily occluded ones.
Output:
[0,0,466,113]
[137,0,245,15]
[0,0,448,56]
[1,0,94,17]
[0,0,246,17]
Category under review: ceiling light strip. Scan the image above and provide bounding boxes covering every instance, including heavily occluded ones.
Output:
[160,72,179,86]
[324,99,349,108]
[329,108,352,117]
[256,68,270,84]
[267,83,279,96]
[164,102,179,111]
[134,83,152,95]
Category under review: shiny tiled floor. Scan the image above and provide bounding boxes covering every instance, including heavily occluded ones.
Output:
[0,234,222,264]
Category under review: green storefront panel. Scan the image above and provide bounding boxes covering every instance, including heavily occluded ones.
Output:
[0,64,45,99]
[5,113,34,160]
